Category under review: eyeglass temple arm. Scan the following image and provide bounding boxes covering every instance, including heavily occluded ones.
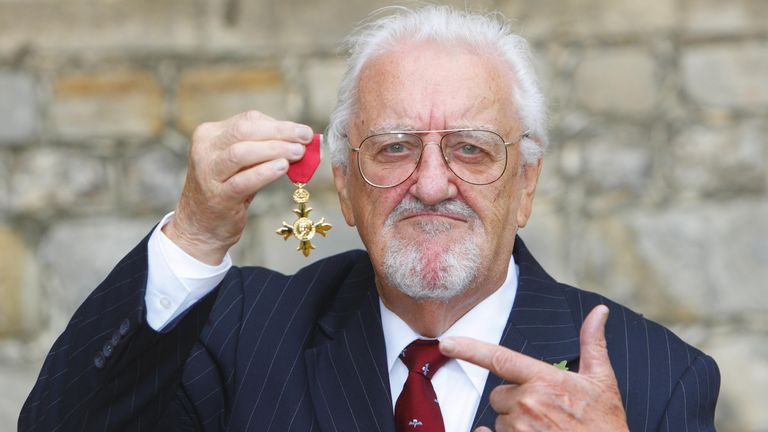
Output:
[504,130,531,146]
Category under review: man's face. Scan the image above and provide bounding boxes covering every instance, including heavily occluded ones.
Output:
[333,40,541,301]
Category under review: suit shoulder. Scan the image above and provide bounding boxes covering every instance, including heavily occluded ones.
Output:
[560,284,708,364]
[217,249,371,316]
[228,249,368,286]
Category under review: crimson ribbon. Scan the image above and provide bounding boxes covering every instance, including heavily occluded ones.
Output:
[287,133,322,184]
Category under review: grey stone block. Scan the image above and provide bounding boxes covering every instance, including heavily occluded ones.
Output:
[499,0,677,39]
[0,1,199,54]
[683,42,768,109]
[10,148,113,214]
[0,225,43,336]
[304,58,347,124]
[175,66,292,135]
[122,145,185,212]
[593,202,768,318]
[683,0,768,36]
[0,72,39,145]
[0,154,9,212]
[51,71,164,139]
[0,364,40,431]
[703,327,768,431]
[671,120,766,198]
[37,218,157,317]
[574,49,658,116]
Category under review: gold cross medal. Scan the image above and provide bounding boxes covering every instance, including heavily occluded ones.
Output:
[275,133,331,257]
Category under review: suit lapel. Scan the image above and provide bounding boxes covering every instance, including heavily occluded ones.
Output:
[304,257,395,432]
[303,238,580,431]
[473,237,581,429]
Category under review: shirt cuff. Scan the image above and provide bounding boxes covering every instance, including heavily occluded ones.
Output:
[145,212,232,331]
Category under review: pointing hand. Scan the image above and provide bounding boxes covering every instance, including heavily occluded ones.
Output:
[440,305,628,432]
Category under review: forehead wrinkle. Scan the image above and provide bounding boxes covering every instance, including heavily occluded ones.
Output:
[369,122,503,136]
[367,122,414,135]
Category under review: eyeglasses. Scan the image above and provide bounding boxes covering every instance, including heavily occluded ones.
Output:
[350,128,530,188]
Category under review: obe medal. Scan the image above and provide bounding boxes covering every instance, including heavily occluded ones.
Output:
[275,133,331,257]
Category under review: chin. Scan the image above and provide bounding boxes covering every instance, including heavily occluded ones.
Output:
[382,233,481,301]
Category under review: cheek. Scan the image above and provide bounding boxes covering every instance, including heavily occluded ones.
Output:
[351,185,406,229]
[478,180,522,228]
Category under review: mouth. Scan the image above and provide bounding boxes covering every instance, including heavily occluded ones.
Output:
[398,212,468,224]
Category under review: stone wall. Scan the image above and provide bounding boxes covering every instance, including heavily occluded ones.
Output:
[1,0,766,430]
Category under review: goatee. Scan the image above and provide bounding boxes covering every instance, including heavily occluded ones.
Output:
[382,197,482,300]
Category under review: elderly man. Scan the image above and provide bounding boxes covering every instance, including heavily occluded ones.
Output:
[20,5,718,432]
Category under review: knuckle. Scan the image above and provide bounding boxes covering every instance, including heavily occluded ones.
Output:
[276,122,296,139]
[227,143,242,166]
[517,395,539,416]
[192,122,214,142]
[228,175,248,196]
[242,109,265,122]
[494,415,522,432]
[494,416,505,431]
[490,350,514,374]
[512,418,531,432]
[549,369,567,386]
[489,386,506,407]
[231,118,252,141]
[189,140,208,164]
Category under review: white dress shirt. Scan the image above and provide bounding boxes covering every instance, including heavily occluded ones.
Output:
[380,260,517,432]
[145,213,231,330]
[145,213,518,430]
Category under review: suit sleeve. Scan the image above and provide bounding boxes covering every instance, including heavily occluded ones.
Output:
[18,234,219,431]
[656,353,721,432]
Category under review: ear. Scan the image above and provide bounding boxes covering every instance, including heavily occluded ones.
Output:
[516,159,542,229]
[333,164,356,227]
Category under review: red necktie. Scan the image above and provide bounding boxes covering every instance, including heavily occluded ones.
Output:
[394,339,450,432]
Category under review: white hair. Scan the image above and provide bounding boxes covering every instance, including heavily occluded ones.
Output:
[326,5,549,169]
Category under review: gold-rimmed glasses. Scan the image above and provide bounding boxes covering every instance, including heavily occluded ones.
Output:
[350,128,530,188]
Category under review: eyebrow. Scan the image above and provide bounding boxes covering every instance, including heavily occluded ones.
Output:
[367,122,413,135]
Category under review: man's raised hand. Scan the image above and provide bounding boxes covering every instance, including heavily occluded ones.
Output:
[164,111,314,265]
[440,305,628,432]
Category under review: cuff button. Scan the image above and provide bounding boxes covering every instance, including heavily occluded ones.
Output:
[102,341,115,358]
[119,319,130,336]
[94,352,106,369]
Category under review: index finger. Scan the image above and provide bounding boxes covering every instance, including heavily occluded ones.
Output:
[217,110,314,147]
[440,336,559,384]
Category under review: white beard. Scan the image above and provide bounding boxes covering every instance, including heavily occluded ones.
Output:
[382,197,482,300]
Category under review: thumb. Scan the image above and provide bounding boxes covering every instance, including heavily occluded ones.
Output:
[474,427,493,432]
[578,305,614,379]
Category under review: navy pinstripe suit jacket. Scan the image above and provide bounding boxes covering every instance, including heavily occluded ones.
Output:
[20,235,719,431]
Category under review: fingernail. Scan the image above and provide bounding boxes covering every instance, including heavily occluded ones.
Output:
[272,158,288,172]
[296,126,313,142]
[440,338,456,354]
[290,143,305,157]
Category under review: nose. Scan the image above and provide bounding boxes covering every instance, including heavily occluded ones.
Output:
[408,142,458,205]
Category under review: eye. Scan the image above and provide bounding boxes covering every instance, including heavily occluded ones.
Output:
[383,142,407,154]
[459,144,481,155]
[364,135,420,163]
[446,141,491,163]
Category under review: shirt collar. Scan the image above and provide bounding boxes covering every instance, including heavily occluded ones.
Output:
[380,256,518,395]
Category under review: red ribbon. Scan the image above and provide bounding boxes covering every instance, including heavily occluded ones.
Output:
[287,133,322,184]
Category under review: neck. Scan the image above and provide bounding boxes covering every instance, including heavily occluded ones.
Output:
[376,273,505,338]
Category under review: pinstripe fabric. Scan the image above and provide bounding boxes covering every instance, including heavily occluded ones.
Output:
[19,235,719,431]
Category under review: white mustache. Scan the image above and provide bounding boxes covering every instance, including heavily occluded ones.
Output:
[385,197,479,227]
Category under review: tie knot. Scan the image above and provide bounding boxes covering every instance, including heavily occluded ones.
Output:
[399,339,449,379]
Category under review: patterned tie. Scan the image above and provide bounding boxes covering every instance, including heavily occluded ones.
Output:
[394,339,450,432]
